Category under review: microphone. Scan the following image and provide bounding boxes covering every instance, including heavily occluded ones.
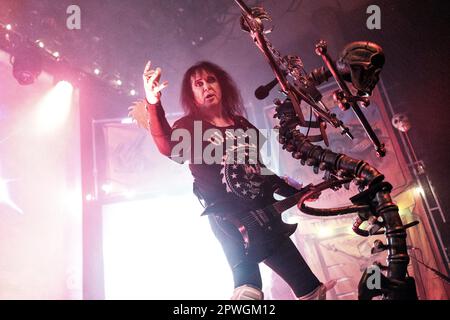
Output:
[307,67,332,86]
[255,78,279,100]
[255,67,332,100]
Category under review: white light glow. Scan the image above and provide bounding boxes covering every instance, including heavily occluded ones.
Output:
[94,68,101,75]
[317,225,334,239]
[52,51,60,58]
[62,189,83,220]
[35,81,74,133]
[129,89,136,96]
[415,186,424,196]
[6,24,12,30]
[0,178,23,215]
[102,194,235,299]
[101,183,113,194]
[85,194,93,201]
[37,40,45,48]
[116,79,122,86]
[120,117,133,124]
[123,190,136,199]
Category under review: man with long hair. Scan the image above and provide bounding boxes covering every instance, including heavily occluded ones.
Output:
[128,60,335,300]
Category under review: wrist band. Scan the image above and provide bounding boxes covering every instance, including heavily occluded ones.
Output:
[145,98,161,110]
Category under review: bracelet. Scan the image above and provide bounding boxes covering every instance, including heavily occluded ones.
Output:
[144,98,161,110]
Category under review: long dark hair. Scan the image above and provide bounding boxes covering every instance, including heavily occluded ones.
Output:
[180,61,245,119]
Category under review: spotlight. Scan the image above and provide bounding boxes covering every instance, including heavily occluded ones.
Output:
[414,186,424,196]
[129,89,136,96]
[11,45,43,85]
[35,81,74,132]
[6,24,12,30]
[94,68,101,75]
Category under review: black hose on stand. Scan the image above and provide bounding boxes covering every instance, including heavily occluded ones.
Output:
[274,99,418,300]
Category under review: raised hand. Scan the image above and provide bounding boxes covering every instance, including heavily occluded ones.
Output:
[143,60,169,104]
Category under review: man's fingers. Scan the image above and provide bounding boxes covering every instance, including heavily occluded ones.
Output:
[143,69,157,77]
[143,64,163,89]
[154,67,162,83]
[144,68,160,79]
[143,70,155,83]
[155,80,169,93]
[144,60,152,73]
[149,67,161,84]
[143,68,161,78]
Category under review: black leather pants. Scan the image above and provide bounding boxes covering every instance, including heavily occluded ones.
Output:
[208,214,320,298]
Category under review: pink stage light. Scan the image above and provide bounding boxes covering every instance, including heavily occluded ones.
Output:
[35,80,74,133]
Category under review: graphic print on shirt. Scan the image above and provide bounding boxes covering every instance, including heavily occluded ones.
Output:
[213,127,266,201]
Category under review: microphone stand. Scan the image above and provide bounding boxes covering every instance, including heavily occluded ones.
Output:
[315,40,386,157]
[235,0,352,144]
[235,0,418,300]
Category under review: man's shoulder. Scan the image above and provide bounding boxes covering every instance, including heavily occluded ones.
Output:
[233,115,257,130]
[172,114,258,131]
[173,114,196,130]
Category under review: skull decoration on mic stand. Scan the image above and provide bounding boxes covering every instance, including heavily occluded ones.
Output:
[392,113,411,133]
[336,41,386,97]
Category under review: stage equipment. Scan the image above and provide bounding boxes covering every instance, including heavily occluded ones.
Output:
[235,0,419,299]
